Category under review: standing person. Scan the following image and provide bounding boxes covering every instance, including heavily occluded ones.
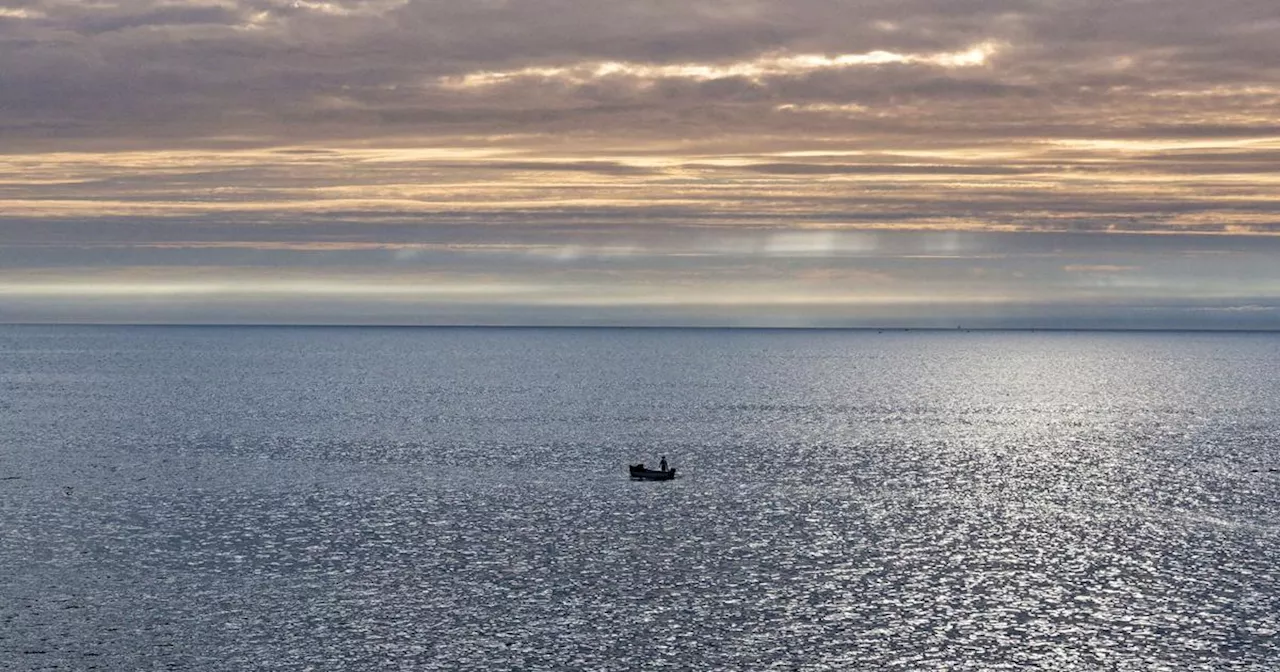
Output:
[659,456,668,472]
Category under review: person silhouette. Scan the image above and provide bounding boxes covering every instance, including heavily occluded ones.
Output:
[659,456,668,472]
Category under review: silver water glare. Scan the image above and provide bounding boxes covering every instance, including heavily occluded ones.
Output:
[2,327,1278,669]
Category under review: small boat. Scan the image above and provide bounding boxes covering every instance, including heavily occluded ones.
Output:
[629,463,676,481]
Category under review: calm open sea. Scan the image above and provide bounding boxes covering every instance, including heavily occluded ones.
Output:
[2,325,1279,670]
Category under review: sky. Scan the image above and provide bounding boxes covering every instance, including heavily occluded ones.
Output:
[2,0,1280,328]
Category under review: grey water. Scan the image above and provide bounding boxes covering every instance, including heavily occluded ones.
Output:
[1,325,1278,670]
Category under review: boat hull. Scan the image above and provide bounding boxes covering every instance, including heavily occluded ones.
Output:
[629,465,676,481]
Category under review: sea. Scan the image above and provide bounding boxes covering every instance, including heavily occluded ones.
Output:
[1,325,1278,671]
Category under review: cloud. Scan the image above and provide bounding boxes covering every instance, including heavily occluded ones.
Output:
[728,162,1032,176]
[1,0,1274,148]
[69,4,245,35]
[1193,304,1277,313]
[435,41,1000,90]
[1062,265,1139,274]
[3,0,1280,326]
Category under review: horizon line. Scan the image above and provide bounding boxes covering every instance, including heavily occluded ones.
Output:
[3,322,1279,334]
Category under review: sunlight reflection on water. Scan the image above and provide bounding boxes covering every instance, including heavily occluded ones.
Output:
[2,327,1279,670]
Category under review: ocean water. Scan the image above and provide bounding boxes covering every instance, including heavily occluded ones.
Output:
[1,325,1278,670]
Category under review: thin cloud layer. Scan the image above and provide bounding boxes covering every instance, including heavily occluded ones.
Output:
[435,41,1000,90]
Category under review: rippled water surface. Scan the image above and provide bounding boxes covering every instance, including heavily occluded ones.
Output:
[2,326,1279,670]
